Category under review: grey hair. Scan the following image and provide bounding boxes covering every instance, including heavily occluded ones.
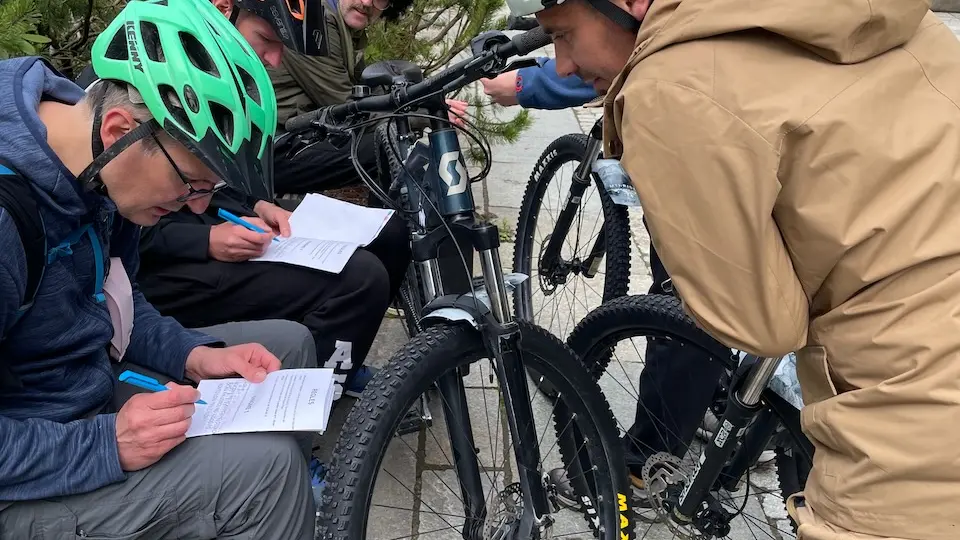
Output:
[82,79,159,152]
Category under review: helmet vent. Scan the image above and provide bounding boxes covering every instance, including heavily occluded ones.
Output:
[140,21,164,62]
[159,84,195,136]
[236,66,261,107]
[209,101,235,147]
[104,28,128,61]
[180,32,220,78]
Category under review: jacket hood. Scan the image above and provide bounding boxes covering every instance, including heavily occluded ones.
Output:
[0,57,93,219]
[628,0,929,67]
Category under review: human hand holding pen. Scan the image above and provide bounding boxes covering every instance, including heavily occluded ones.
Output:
[208,217,275,262]
[115,382,199,471]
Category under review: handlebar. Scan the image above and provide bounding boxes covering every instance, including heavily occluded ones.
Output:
[283,26,552,133]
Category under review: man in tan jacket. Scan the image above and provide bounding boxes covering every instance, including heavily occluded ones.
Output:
[508,0,960,538]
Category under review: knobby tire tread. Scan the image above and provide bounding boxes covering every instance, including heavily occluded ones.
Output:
[513,133,631,328]
[316,321,634,539]
[565,294,811,536]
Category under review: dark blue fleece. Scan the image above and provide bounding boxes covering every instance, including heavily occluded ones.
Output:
[0,57,220,501]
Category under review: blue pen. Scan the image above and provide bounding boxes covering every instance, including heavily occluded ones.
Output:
[217,208,280,243]
[118,370,207,404]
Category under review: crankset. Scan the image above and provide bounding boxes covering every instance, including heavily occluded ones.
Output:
[641,452,734,539]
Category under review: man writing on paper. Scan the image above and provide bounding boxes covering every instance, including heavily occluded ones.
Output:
[0,0,320,537]
[73,0,411,403]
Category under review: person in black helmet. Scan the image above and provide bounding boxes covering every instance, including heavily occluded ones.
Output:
[126,0,406,408]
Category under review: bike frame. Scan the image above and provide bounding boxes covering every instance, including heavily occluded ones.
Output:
[378,75,556,540]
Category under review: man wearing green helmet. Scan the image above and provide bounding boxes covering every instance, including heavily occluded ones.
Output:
[0,0,316,537]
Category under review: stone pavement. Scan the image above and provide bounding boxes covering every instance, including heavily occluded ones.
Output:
[314,16,960,538]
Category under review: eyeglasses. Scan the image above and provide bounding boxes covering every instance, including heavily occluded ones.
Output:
[371,0,391,10]
[153,134,227,203]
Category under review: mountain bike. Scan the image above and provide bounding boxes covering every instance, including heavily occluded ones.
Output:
[284,28,635,540]
[513,116,635,343]
[567,293,813,539]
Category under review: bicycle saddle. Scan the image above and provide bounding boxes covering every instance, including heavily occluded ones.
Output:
[360,60,424,89]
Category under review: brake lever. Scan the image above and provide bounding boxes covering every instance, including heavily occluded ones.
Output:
[501,58,540,73]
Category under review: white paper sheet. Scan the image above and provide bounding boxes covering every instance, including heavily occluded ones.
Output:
[250,193,395,273]
[289,193,394,246]
[185,369,336,438]
[254,236,358,274]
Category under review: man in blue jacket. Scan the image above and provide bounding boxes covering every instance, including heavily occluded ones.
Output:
[482,57,596,109]
[483,60,730,504]
[0,0,317,537]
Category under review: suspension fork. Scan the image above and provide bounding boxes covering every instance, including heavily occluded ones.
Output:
[479,241,554,538]
[417,252,487,539]
[539,135,603,275]
[674,355,783,521]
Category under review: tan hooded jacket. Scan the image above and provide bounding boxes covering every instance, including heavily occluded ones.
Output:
[604,0,960,537]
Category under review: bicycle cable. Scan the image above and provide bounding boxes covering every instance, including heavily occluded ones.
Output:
[344,113,490,322]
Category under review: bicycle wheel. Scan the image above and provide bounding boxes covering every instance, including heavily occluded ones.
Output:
[567,294,811,539]
[316,320,634,539]
[513,133,631,342]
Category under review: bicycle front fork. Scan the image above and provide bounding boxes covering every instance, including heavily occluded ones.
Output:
[480,246,554,538]
[540,135,606,283]
[673,354,783,522]
[418,223,553,539]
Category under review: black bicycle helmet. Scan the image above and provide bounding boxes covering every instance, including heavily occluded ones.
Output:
[232,0,328,55]
[507,0,640,31]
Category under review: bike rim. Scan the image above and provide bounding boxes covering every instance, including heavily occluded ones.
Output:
[353,331,625,539]
[581,325,806,540]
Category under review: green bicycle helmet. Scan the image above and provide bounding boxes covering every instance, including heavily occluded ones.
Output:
[78,0,278,200]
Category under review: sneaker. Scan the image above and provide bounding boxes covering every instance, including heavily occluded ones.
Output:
[344,366,378,398]
[309,457,327,507]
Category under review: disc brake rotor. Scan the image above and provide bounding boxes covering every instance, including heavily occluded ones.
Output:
[483,482,554,540]
[641,452,708,540]
[485,483,523,540]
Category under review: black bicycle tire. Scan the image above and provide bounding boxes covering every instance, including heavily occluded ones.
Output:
[567,294,733,377]
[513,133,632,330]
[375,120,404,189]
[567,294,812,536]
[316,321,635,539]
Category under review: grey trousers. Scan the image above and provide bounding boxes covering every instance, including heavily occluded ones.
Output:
[0,320,318,540]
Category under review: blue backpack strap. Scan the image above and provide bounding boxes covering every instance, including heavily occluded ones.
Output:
[47,224,106,304]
